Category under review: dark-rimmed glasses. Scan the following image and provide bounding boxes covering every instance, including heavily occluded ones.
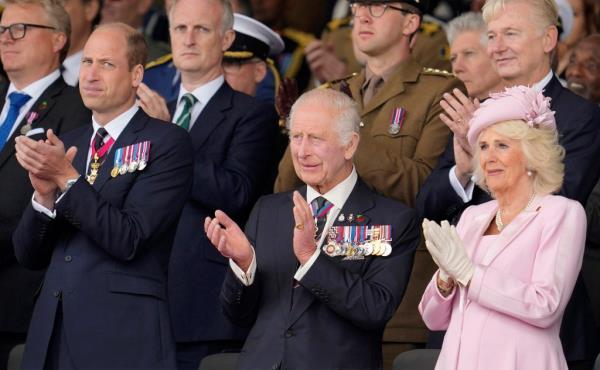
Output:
[0,23,57,40]
[350,3,415,18]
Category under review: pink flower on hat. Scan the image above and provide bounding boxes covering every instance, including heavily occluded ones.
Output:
[467,86,557,148]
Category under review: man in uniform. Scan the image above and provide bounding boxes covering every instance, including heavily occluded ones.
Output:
[275,0,461,367]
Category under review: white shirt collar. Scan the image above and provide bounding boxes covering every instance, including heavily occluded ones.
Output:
[62,50,83,87]
[6,69,61,102]
[532,70,554,92]
[177,75,224,107]
[92,104,139,141]
[306,166,358,209]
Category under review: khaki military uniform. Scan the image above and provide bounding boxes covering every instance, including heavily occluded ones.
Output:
[275,58,462,369]
[312,17,451,81]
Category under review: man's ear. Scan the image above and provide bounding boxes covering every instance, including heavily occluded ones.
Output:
[254,61,268,83]
[343,132,360,160]
[131,64,144,88]
[542,25,558,54]
[222,29,235,51]
[52,32,68,55]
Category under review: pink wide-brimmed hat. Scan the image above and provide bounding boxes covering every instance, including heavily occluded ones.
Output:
[467,86,557,148]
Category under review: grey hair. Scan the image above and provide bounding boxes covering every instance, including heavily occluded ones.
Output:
[446,12,488,46]
[169,0,234,33]
[6,0,71,62]
[287,89,361,146]
[482,0,559,29]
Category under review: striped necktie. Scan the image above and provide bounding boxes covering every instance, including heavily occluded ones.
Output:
[311,196,333,240]
[175,93,197,131]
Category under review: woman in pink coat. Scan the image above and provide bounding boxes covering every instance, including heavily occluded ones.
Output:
[418,86,586,370]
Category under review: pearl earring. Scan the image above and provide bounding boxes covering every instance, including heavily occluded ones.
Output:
[527,170,532,177]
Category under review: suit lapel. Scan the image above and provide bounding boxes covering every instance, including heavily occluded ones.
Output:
[0,78,65,168]
[481,196,542,266]
[187,83,232,150]
[89,110,147,192]
[288,180,376,326]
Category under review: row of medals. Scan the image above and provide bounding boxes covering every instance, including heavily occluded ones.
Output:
[110,157,147,178]
[323,227,392,258]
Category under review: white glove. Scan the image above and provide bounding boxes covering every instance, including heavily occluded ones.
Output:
[422,220,451,282]
[422,219,474,286]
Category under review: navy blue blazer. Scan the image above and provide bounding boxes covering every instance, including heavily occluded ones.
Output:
[221,179,419,370]
[167,81,280,342]
[0,77,90,335]
[415,76,600,361]
[13,110,193,370]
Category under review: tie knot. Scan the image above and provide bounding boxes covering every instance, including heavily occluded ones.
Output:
[8,91,31,109]
[182,93,198,107]
[311,197,333,219]
[93,127,110,151]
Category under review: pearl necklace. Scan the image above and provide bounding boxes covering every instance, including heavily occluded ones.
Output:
[495,192,536,231]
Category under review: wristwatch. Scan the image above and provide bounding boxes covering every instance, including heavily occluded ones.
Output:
[64,176,80,192]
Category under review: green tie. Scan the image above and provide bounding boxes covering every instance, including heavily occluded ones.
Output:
[175,93,197,131]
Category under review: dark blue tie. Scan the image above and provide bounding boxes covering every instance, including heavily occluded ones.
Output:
[0,92,31,152]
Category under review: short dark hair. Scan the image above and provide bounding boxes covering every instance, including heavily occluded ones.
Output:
[93,23,147,69]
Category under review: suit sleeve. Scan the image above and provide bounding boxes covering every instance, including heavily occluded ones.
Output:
[297,207,420,330]
[418,270,457,331]
[13,127,193,266]
[557,103,600,205]
[220,197,264,326]
[467,201,586,328]
[189,101,279,217]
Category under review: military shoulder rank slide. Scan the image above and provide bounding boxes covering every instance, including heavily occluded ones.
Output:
[111,141,151,178]
[323,225,392,260]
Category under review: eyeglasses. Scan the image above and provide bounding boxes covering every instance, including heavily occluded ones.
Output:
[350,3,415,18]
[0,23,57,40]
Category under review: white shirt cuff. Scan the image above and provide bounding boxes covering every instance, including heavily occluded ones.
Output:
[229,246,257,286]
[448,165,475,203]
[294,247,321,281]
[31,194,56,219]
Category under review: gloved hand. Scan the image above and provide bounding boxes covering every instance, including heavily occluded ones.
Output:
[422,219,474,286]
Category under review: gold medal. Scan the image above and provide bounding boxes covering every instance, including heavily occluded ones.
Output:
[111,167,119,178]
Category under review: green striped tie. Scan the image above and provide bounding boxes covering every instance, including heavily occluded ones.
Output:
[175,93,197,131]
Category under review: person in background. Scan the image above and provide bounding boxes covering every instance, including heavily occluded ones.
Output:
[420,85,585,370]
[0,0,90,367]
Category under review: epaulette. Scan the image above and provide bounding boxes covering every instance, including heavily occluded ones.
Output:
[145,54,172,69]
[282,28,316,47]
[319,72,358,89]
[422,67,454,77]
[326,17,352,32]
[420,21,441,37]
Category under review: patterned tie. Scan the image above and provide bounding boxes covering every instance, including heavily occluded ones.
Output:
[88,128,110,174]
[311,196,334,241]
[175,93,197,131]
[0,92,31,152]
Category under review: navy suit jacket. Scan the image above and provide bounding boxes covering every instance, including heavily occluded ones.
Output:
[13,110,193,369]
[167,81,280,342]
[416,76,600,360]
[0,77,90,334]
[221,179,419,370]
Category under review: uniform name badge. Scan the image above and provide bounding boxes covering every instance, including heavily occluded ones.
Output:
[388,107,406,135]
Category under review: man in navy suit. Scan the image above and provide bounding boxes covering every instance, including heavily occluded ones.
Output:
[137,0,279,368]
[416,0,600,367]
[12,23,192,369]
[0,1,90,368]
[205,88,419,370]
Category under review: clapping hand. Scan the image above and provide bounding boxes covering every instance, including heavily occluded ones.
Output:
[422,219,474,286]
[205,211,254,271]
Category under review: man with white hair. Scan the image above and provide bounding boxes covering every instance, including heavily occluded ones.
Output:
[205,88,419,370]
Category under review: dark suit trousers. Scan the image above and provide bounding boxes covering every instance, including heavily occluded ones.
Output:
[176,340,243,370]
[44,304,76,370]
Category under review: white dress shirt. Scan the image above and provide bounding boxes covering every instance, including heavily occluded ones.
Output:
[448,70,555,201]
[0,70,61,138]
[172,75,224,130]
[32,105,139,218]
[231,167,359,286]
[62,50,83,87]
